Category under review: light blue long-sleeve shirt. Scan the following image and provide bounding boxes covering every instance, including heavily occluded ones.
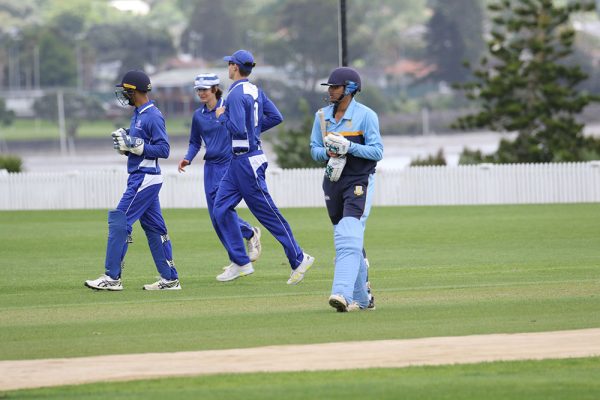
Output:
[310,98,383,176]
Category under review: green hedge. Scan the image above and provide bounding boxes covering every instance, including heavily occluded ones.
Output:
[0,154,22,172]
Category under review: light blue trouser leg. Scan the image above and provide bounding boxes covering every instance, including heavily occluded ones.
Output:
[331,217,367,306]
[353,257,369,308]
[105,210,128,279]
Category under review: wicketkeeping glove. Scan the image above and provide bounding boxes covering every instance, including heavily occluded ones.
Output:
[324,133,350,156]
[325,155,346,182]
[112,128,144,156]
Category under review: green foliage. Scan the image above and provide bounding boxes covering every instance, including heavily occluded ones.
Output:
[454,0,597,163]
[358,86,390,114]
[38,28,77,87]
[426,0,486,83]
[33,92,105,122]
[0,154,22,172]
[268,99,320,169]
[32,91,105,138]
[410,148,447,166]
[458,147,488,165]
[86,23,175,78]
[261,0,339,93]
[181,0,240,61]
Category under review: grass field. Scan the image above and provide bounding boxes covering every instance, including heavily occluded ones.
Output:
[1,204,599,398]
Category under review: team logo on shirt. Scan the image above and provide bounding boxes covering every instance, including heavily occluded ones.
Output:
[346,120,352,129]
[135,120,142,130]
[354,185,364,196]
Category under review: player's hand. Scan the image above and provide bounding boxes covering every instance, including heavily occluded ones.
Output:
[215,106,226,118]
[112,129,144,156]
[324,133,350,155]
[178,159,190,173]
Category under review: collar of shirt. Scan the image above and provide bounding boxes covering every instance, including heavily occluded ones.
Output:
[326,98,357,123]
[228,78,249,92]
[135,100,155,115]
[202,97,224,114]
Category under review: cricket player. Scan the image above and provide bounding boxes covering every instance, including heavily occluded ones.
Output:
[85,70,180,291]
[310,67,383,311]
[213,49,314,283]
[178,73,262,262]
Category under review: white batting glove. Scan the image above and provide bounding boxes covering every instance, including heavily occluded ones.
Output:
[112,128,144,156]
[111,128,129,155]
[324,133,350,155]
[325,155,347,182]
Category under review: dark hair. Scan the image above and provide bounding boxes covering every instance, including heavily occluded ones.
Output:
[239,68,251,77]
[214,86,223,99]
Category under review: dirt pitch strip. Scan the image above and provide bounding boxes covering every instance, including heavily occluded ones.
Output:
[1,328,599,391]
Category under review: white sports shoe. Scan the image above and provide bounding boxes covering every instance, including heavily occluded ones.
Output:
[287,253,315,285]
[216,262,254,282]
[85,275,123,291]
[328,294,362,312]
[247,227,262,262]
[329,294,348,312]
[143,278,181,291]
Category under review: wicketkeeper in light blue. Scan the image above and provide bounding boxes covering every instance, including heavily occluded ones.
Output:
[85,70,180,291]
[310,67,383,312]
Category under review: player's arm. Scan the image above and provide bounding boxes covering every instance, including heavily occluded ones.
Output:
[310,113,329,162]
[347,110,383,161]
[222,91,250,153]
[260,92,283,132]
[179,113,202,172]
[142,116,170,159]
[184,113,202,163]
[219,92,245,137]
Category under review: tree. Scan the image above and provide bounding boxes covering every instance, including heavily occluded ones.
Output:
[262,0,339,96]
[267,99,321,169]
[425,0,485,83]
[181,0,239,61]
[86,23,175,78]
[454,0,598,163]
[33,91,105,141]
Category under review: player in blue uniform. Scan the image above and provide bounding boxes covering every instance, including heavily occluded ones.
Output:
[178,73,262,262]
[85,70,180,291]
[310,67,383,311]
[213,49,314,283]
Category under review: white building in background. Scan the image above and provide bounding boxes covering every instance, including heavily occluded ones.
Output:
[109,0,150,15]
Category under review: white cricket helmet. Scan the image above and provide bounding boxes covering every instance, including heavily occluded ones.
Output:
[194,73,220,89]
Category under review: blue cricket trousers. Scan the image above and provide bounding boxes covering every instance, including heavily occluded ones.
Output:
[105,172,178,281]
[213,150,304,268]
[204,161,253,241]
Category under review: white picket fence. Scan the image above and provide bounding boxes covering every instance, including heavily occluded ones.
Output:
[2,162,600,210]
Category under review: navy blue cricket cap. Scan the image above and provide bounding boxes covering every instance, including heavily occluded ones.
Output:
[223,49,256,72]
[117,70,152,92]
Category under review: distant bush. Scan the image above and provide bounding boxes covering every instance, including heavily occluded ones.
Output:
[410,149,446,166]
[458,147,487,165]
[0,154,22,172]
